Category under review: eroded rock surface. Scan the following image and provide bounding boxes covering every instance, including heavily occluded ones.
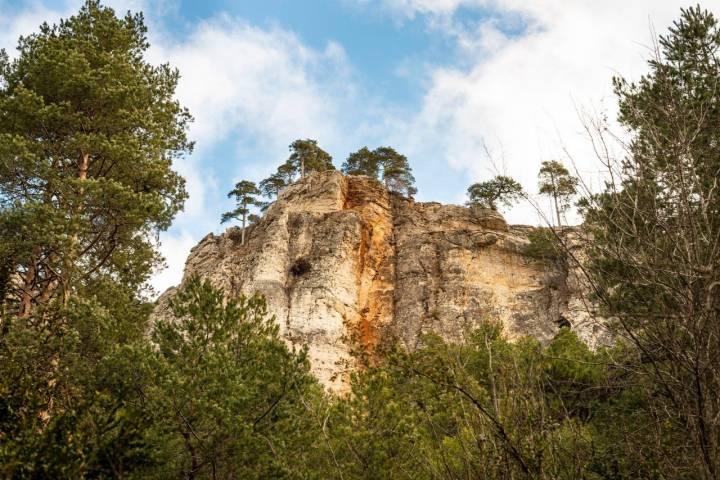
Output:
[155,171,604,391]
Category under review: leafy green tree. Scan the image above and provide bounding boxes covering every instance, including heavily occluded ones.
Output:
[538,160,578,227]
[0,4,190,475]
[321,325,622,480]
[258,162,294,211]
[0,295,161,478]
[524,227,564,267]
[257,139,334,210]
[341,147,379,177]
[148,276,323,479]
[221,180,261,245]
[287,138,334,178]
[342,146,417,197]
[374,147,417,197]
[580,6,720,477]
[0,0,191,316]
[467,175,524,211]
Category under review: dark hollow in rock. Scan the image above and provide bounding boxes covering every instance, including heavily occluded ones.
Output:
[290,257,312,277]
[556,314,571,329]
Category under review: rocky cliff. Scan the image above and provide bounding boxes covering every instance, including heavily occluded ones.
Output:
[155,171,605,391]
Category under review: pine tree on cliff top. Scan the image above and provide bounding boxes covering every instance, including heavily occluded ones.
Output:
[342,146,417,197]
[221,180,261,245]
[538,160,578,227]
[467,175,524,212]
[287,139,334,178]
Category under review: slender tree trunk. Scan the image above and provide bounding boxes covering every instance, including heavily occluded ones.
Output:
[182,429,198,480]
[63,152,91,304]
[241,208,247,246]
[550,172,562,227]
[19,248,39,318]
[553,194,562,228]
[0,260,10,321]
[301,158,305,178]
[79,152,89,182]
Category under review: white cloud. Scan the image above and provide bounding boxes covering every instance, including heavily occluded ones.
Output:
[8,0,720,292]
[0,0,171,53]
[143,18,360,291]
[142,18,359,279]
[3,3,356,293]
[359,0,485,17]
[148,17,351,154]
[152,230,198,294]
[0,3,71,52]
[378,0,718,224]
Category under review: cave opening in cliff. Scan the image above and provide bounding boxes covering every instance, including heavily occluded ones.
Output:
[290,257,312,276]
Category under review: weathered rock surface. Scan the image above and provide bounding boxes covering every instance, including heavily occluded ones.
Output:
[155,171,605,391]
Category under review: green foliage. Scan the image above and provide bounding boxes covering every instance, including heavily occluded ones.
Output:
[538,160,578,226]
[221,180,261,244]
[318,325,648,479]
[257,139,334,210]
[259,161,296,201]
[0,296,160,478]
[1,4,717,479]
[342,146,417,197]
[342,146,378,177]
[148,276,323,479]
[287,138,334,178]
[525,227,564,266]
[0,0,191,314]
[221,180,261,224]
[467,175,524,211]
[614,5,720,183]
[0,275,326,479]
[580,6,720,477]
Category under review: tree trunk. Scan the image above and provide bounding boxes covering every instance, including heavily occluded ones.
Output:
[63,152,91,304]
[19,249,38,318]
[241,209,246,246]
[79,152,89,181]
[551,171,562,228]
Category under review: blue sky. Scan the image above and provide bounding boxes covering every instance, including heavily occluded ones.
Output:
[1,0,713,292]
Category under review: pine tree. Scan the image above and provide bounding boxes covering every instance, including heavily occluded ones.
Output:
[257,139,333,210]
[150,276,322,478]
[467,175,524,211]
[287,139,334,178]
[538,160,578,227]
[342,146,417,197]
[0,0,192,314]
[581,6,720,476]
[221,180,261,245]
[374,147,416,197]
[342,147,379,177]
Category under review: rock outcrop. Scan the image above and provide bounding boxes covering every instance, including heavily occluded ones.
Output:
[155,171,605,391]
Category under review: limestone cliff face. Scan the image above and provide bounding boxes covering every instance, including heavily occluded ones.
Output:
[155,171,603,391]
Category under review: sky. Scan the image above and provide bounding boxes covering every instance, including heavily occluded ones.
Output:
[2,0,718,294]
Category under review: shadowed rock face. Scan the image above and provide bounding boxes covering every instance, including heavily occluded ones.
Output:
[155,171,605,391]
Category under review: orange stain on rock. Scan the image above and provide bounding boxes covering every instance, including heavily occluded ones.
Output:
[343,176,396,358]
